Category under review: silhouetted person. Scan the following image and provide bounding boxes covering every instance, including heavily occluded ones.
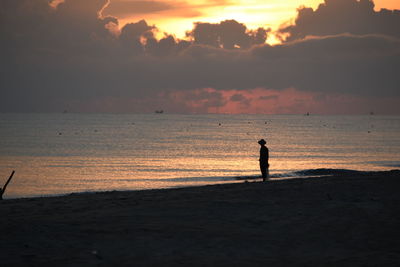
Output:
[258,139,269,181]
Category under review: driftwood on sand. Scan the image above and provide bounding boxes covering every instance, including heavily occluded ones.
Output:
[0,170,15,200]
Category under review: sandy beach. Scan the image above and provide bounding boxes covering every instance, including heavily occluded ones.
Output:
[1,171,400,266]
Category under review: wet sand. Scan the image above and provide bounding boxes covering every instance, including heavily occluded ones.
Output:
[1,171,400,266]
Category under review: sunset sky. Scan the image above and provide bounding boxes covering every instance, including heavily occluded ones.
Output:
[103,0,400,43]
[1,0,400,114]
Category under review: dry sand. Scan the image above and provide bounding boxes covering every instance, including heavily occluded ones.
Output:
[1,171,400,266]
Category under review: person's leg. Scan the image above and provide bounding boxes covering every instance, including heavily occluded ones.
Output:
[260,163,267,181]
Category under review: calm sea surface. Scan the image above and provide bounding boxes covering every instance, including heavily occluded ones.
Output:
[0,113,399,198]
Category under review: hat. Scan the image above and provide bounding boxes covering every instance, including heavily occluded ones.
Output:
[258,139,266,145]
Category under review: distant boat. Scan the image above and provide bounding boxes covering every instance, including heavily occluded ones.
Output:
[155,110,164,114]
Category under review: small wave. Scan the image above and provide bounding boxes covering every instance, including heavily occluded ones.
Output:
[116,168,400,184]
[193,169,368,182]
[368,161,400,168]
[386,164,400,168]
[290,168,400,177]
[234,168,390,181]
[233,169,362,180]
[132,176,237,183]
[293,168,367,177]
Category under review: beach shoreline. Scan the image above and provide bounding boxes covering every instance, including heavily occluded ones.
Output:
[1,170,400,266]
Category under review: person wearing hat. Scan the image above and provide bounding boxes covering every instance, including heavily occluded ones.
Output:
[258,139,269,181]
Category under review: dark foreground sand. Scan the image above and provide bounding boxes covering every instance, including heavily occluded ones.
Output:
[1,171,400,266]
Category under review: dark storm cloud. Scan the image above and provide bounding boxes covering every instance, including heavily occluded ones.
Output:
[150,34,399,96]
[188,20,269,49]
[280,0,400,41]
[183,90,227,108]
[0,0,399,112]
[230,93,250,107]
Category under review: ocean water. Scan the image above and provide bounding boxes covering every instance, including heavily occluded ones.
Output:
[0,113,399,199]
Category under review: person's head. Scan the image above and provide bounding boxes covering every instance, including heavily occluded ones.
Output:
[258,139,266,146]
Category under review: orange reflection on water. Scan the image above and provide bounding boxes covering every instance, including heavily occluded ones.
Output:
[1,114,399,199]
[0,155,256,199]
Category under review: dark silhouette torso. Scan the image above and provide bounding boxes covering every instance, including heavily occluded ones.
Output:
[259,146,269,164]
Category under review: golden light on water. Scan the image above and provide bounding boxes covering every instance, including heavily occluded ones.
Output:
[2,113,399,199]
